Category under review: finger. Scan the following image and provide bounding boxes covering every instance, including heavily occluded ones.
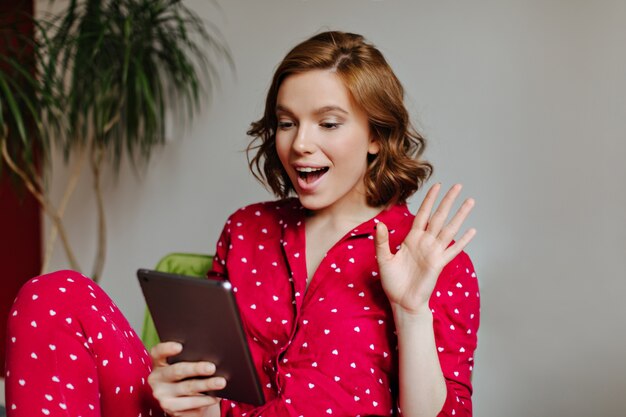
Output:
[426,184,463,234]
[160,394,220,414]
[374,222,393,264]
[438,198,475,244]
[174,375,227,397]
[151,342,183,368]
[442,228,477,265]
[413,183,442,231]
[162,361,217,383]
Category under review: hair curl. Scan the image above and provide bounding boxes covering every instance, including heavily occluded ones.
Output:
[247,31,432,206]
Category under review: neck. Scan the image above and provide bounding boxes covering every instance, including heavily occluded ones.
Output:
[304,199,384,233]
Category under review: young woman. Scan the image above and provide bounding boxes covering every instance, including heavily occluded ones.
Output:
[148,31,479,417]
[5,31,479,417]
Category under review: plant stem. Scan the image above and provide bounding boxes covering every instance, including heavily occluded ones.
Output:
[41,147,86,273]
[90,143,106,283]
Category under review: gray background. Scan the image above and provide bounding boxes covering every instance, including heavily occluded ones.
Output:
[5,1,624,416]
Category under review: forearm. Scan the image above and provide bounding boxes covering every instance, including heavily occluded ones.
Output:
[393,304,447,417]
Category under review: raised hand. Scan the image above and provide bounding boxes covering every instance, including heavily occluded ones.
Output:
[375,183,476,315]
[148,342,224,417]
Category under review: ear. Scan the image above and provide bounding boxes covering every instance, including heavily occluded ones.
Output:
[368,136,380,155]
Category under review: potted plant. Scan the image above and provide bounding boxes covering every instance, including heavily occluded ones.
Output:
[0,0,231,282]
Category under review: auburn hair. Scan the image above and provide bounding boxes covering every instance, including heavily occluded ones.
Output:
[247,31,432,206]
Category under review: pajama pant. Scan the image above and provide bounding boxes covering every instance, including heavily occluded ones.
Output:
[5,270,165,417]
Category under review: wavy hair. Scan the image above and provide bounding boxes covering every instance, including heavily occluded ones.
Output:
[247,31,432,206]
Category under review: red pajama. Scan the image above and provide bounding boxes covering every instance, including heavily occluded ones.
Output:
[5,198,480,417]
[5,271,163,417]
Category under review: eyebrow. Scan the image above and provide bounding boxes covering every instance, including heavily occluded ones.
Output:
[276,104,349,116]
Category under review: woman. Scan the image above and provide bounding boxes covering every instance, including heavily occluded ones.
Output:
[5,31,478,417]
[149,31,479,417]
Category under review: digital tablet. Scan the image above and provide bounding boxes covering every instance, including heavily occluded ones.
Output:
[137,268,265,406]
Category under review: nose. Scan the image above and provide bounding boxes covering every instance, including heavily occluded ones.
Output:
[292,124,315,154]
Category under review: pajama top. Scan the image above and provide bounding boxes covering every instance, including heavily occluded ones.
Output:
[212,198,480,417]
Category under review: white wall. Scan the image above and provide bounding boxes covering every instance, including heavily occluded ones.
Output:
[38,1,626,416]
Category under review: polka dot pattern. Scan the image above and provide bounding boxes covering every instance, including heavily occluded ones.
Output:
[212,199,480,417]
[5,271,164,416]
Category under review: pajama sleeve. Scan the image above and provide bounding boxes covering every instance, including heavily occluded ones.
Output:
[431,251,480,417]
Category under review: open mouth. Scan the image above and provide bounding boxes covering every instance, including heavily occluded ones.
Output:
[295,166,329,184]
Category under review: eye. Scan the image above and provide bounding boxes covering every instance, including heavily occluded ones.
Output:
[278,120,295,130]
[320,122,341,130]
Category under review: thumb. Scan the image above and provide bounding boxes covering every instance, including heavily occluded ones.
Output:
[374,222,393,263]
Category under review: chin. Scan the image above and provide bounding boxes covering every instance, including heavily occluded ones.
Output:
[296,194,329,212]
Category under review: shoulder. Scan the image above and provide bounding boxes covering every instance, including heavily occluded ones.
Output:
[440,250,477,286]
[226,198,301,223]
[220,198,303,238]
[377,203,415,249]
[432,250,479,306]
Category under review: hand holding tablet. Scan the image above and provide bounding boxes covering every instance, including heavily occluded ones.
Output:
[137,269,265,406]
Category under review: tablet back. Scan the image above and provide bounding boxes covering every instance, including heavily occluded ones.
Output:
[137,269,265,406]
